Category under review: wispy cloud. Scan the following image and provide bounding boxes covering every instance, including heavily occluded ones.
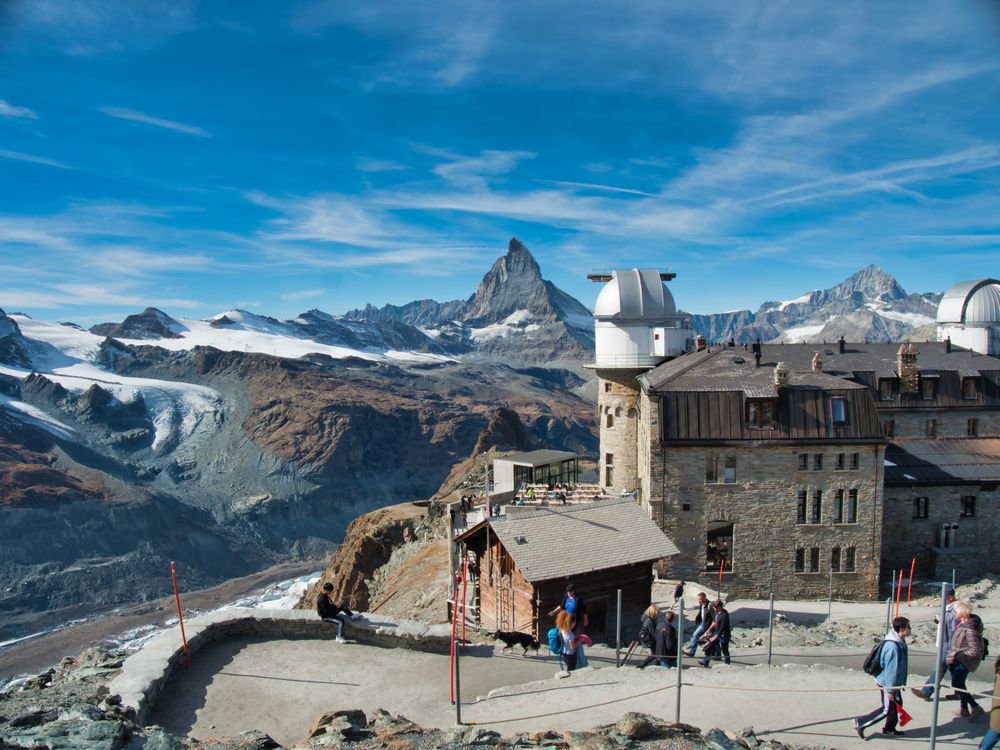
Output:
[0,99,38,119]
[0,149,72,169]
[101,106,211,137]
[357,158,409,173]
[280,288,326,301]
[429,149,535,190]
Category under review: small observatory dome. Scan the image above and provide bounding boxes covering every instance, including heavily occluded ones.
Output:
[937,278,1000,356]
[594,269,678,320]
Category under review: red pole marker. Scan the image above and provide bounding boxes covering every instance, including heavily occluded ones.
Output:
[170,561,191,668]
[907,557,916,605]
[895,569,904,618]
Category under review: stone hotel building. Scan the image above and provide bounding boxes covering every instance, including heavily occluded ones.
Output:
[589,273,1000,599]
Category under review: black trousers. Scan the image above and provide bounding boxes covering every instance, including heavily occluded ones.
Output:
[857,688,901,732]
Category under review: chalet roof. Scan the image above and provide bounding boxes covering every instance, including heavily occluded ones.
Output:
[495,449,578,466]
[884,438,1000,485]
[461,499,678,583]
[641,342,1000,415]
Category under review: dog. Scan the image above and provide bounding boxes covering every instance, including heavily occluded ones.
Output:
[491,630,540,655]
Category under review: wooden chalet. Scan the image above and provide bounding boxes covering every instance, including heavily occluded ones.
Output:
[453,498,679,643]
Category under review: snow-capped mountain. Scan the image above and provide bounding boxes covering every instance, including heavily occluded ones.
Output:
[688,265,941,344]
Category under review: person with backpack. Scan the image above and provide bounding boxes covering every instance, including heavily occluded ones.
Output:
[854,616,911,739]
[549,583,589,666]
[947,601,986,721]
[553,610,581,675]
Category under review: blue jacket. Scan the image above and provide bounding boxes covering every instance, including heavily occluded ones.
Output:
[876,630,908,688]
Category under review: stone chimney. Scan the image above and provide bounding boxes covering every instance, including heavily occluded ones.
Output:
[945,336,952,353]
[838,336,846,354]
[695,336,707,352]
[897,343,919,394]
[812,351,822,372]
[774,362,789,388]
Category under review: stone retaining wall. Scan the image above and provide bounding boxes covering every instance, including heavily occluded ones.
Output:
[109,608,452,724]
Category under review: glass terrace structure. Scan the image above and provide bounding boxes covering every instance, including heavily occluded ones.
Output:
[492,449,580,494]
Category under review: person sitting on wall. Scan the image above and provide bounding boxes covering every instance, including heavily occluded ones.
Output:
[317,581,360,643]
[621,486,630,496]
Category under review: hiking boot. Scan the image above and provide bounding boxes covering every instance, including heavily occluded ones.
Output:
[335,636,346,644]
[882,729,904,736]
[853,719,865,740]
[944,693,961,700]
[910,687,931,701]
[970,705,985,721]
[955,706,971,718]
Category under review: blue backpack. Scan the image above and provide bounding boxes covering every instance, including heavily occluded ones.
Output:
[548,627,563,655]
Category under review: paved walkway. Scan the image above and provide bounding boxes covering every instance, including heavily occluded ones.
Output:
[148,635,994,749]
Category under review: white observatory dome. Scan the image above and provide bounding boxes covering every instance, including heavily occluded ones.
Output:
[594,269,678,321]
[937,279,1000,325]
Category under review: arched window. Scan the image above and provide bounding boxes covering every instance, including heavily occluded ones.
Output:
[606,414,614,428]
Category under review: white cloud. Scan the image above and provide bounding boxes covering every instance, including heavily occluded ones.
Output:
[357,158,409,173]
[101,106,211,137]
[0,100,38,119]
[0,149,72,169]
[280,288,326,301]
[429,149,535,190]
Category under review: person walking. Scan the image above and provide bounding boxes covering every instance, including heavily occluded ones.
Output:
[549,583,589,666]
[699,599,731,667]
[555,610,580,675]
[685,592,710,657]
[637,604,659,669]
[979,655,1000,750]
[316,581,359,643]
[947,601,986,721]
[913,587,957,701]
[673,580,685,607]
[854,616,911,739]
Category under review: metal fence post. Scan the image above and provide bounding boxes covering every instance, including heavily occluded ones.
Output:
[827,567,833,622]
[767,593,774,667]
[616,588,622,668]
[929,582,949,750]
[675,598,683,723]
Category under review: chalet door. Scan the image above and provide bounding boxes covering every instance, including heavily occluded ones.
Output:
[587,596,609,643]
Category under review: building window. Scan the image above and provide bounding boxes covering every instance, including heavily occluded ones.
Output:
[845,547,856,572]
[831,547,841,572]
[795,548,805,573]
[748,401,775,429]
[913,496,929,519]
[850,452,860,470]
[796,490,807,524]
[706,522,733,571]
[798,453,809,471]
[968,418,979,436]
[884,419,895,438]
[604,381,612,392]
[963,378,979,399]
[847,489,858,523]
[831,397,847,425]
[814,453,823,471]
[940,523,959,548]
[707,455,736,483]
[811,491,822,524]
[606,414,614,428]
[605,453,614,488]
[879,379,894,400]
[833,489,844,523]
[925,419,937,437]
[836,453,845,471]
[921,378,936,400]
[961,496,976,517]
[809,547,820,573]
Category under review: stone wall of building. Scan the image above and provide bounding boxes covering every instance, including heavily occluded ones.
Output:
[882,409,1000,439]
[643,440,883,599]
[882,486,1000,582]
[597,369,647,494]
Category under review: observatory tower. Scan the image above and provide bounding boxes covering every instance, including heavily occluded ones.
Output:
[588,269,693,495]
[937,278,1000,356]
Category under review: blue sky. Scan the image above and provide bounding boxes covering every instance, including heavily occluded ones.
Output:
[1,1,999,325]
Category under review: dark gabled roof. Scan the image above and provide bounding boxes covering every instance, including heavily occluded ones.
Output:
[495,449,578,466]
[884,438,1000,485]
[456,499,679,582]
[641,347,882,441]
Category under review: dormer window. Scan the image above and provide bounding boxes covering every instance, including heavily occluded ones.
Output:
[962,377,979,399]
[830,397,847,425]
[920,378,936,400]
[747,400,775,429]
[879,379,895,400]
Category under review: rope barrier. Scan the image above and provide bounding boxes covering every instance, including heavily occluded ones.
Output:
[465,673,997,727]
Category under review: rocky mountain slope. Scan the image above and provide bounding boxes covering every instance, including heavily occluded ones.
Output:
[689,265,941,344]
